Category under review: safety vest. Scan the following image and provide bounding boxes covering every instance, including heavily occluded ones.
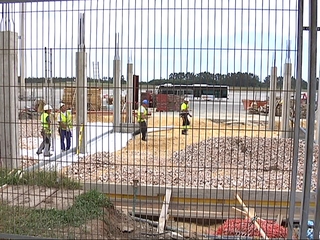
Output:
[181,103,189,112]
[59,111,73,130]
[137,105,147,123]
[41,112,51,134]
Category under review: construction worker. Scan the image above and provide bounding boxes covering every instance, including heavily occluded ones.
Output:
[180,98,192,135]
[36,104,53,157]
[57,103,73,151]
[132,99,149,141]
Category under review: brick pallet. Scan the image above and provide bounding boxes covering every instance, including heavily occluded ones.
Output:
[62,87,102,111]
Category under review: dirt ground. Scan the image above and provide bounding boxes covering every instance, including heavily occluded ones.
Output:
[90,112,278,155]
[57,206,202,240]
[83,113,280,177]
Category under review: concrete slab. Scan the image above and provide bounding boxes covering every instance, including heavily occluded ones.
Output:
[35,189,84,210]
[7,186,57,207]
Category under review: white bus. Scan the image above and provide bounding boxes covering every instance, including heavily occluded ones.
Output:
[155,83,229,101]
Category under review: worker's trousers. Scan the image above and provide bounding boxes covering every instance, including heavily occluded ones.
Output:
[59,129,72,151]
[37,130,51,156]
[180,113,190,134]
[133,121,147,141]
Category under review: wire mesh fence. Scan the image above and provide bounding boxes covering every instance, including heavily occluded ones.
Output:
[0,0,318,239]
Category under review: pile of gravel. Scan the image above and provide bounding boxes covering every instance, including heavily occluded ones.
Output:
[67,137,318,191]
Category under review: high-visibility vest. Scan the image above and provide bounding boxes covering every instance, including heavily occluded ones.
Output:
[41,112,51,134]
[59,111,73,130]
[137,105,147,123]
[181,102,189,112]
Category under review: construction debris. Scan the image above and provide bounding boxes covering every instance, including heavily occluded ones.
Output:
[18,99,45,120]
[215,194,287,239]
[215,218,287,238]
[235,194,269,239]
[246,98,307,119]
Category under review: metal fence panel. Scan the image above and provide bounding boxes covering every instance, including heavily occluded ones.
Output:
[0,1,317,239]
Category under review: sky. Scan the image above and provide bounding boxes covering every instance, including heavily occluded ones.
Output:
[5,0,319,83]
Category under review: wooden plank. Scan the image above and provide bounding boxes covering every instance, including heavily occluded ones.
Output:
[117,205,305,222]
[157,189,172,233]
[113,199,292,219]
[236,194,269,240]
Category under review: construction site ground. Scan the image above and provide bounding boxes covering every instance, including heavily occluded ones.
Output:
[2,111,305,239]
[2,184,199,239]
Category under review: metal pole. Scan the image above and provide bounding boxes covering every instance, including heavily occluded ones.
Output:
[313,17,320,239]
[19,2,25,97]
[317,74,320,143]
[287,0,303,238]
[299,0,317,238]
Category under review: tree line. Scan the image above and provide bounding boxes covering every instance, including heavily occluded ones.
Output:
[148,72,309,89]
[20,71,310,89]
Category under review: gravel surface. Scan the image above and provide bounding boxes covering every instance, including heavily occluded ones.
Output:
[67,136,318,191]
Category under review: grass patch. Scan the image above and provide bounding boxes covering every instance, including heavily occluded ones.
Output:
[0,190,112,237]
[0,169,81,190]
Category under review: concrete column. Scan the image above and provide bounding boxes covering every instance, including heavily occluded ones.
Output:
[281,63,292,138]
[268,66,277,130]
[113,58,121,131]
[0,31,19,169]
[126,61,133,123]
[113,33,121,132]
[76,52,87,154]
[19,2,25,96]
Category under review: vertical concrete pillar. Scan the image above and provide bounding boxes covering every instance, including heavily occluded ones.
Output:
[0,31,19,169]
[281,62,292,138]
[19,2,25,96]
[76,52,87,154]
[268,66,277,130]
[113,33,121,132]
[126,60,133,123]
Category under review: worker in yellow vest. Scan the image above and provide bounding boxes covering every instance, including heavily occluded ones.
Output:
[36,104,53,157]
[57,103,73,151]
[180,98,192,135]
[132,99,149,141]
